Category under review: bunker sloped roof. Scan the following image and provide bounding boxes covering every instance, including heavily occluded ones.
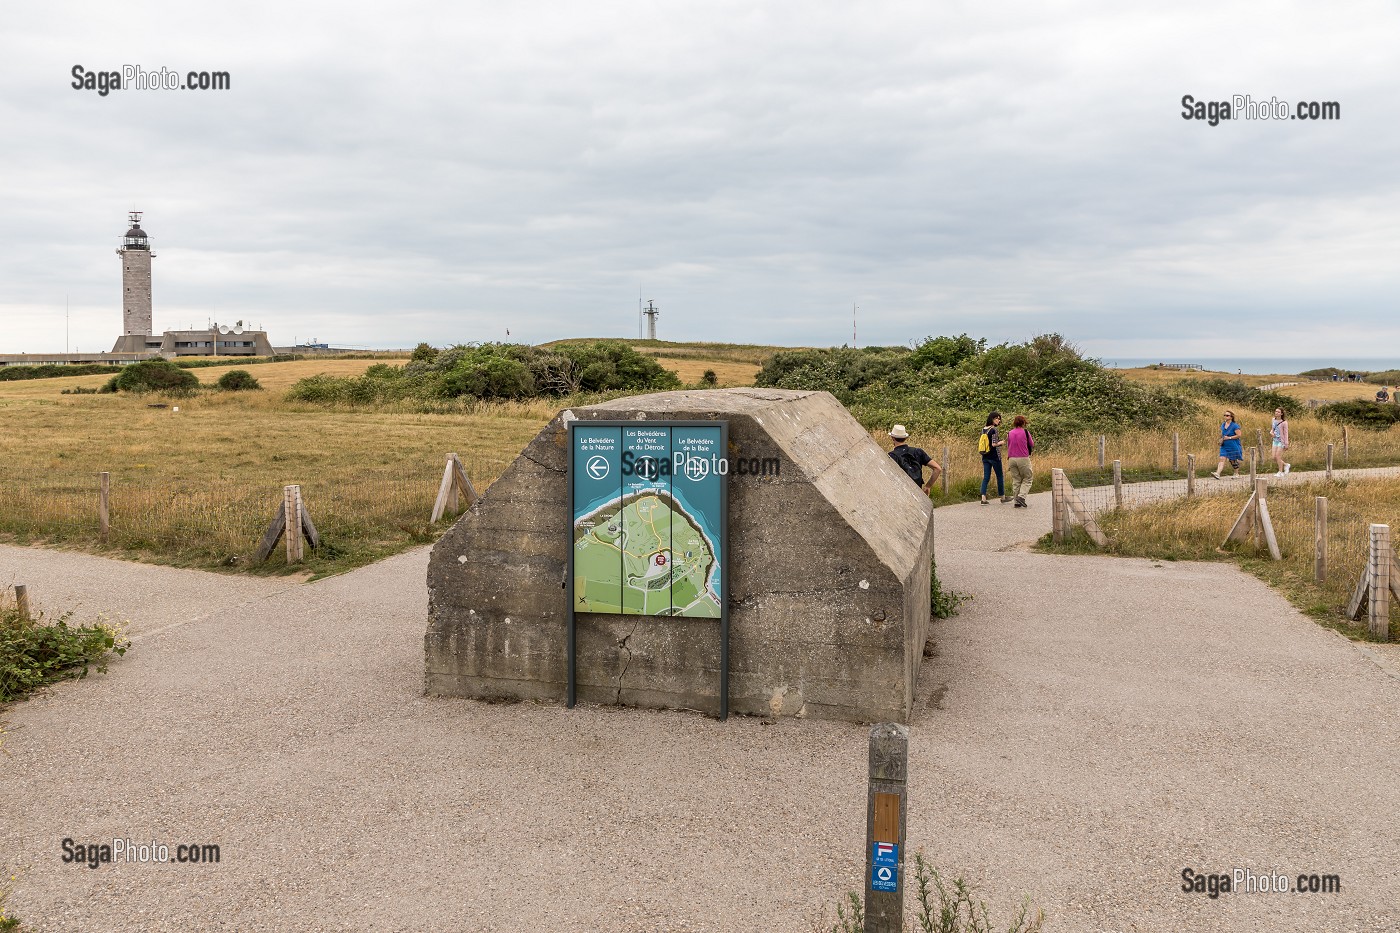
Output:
[572,388,933,584]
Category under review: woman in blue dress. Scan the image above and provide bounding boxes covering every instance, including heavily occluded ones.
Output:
[1211,409,1244,479]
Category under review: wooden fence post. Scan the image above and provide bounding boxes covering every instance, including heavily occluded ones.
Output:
[1326,443,1334,480]
[1097,435,1105,469]
[98,471,110,541]
[284,484,304,564]
[1370,524,1390,640]
[14,584,31,622]
[1315,496,1327,583]
[1256,479,1281,560]
[1172,432,1179,472]
[864,723,908,933]
[1256,428,1264,455]
[1186,454,1195,496]
[940,445,949,497]
[1112,459,1123,509]
[1343,425,1350,463]
[1248,447,1257,486]
[1051,468,1065,543]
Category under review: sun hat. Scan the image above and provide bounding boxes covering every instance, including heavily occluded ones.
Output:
[889,425,909,439]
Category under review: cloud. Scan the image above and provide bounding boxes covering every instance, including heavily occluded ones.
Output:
[4,0,1399,357]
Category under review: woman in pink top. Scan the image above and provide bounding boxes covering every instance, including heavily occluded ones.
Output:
[1005,415,1035,508]
[1271,407,1291,475]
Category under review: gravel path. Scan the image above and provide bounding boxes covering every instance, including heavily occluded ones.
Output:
[4,476,1400,931]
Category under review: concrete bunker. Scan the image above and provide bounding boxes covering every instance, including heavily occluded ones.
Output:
[424,388,936,723]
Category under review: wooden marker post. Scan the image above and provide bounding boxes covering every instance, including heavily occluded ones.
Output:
[864,723,908,933]
[1343,425,1350,463]
[284,484,304,564]
[98,471,111,542]
[1369,524,1390,640]
[1051,468,1066,544]
[1186,454,1196,496]
[1172,432,1180,472]
[1326,443,1334,480]
[1315,496,1327,583]
[1112,459,1123,510]
[14,584,31,622]
[940,446,949,497]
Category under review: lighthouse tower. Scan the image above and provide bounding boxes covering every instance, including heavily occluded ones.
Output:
[117,211,153,337]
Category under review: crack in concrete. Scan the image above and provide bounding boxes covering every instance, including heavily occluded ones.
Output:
[615,619,642,703]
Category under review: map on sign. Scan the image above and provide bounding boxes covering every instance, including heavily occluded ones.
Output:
[570,422,725,618]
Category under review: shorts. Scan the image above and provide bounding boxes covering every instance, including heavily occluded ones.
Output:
[1272,441,1284,448]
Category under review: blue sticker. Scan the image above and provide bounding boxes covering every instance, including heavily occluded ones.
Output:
[871,842,898,892]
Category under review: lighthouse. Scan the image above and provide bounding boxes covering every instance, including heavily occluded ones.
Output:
[117,211,153,337]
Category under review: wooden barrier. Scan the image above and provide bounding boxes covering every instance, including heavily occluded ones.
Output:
[1050,467,1107,547]
[1222,479,1281,561]
[253,485,321,564]
[1346,523,1391,640]
[431,453,480,523]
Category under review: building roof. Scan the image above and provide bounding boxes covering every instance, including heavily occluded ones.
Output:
[124,225,147,238]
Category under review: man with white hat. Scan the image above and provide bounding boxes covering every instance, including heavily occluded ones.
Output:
[888,424,940,495]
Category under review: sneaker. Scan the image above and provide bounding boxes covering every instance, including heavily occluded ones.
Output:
[1000,496,1013,503]
[980,496,989,505]
[1210,472,1221,479]
[1014,497,1027,507]
[1284,463,1292,474]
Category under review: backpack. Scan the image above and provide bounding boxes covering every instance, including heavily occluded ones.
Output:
[977,428,991,454]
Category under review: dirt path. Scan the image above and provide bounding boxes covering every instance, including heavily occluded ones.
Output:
[3,480,1400,931]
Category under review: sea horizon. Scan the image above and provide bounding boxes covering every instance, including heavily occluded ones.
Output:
[1099,358,1400,376]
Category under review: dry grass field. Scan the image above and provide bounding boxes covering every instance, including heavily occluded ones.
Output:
[0,360,552,574]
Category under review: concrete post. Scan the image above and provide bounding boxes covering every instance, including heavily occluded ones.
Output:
[1186,454,1195,496]
[1112,459,1122,509]
[1315,496,1327,584]
[1326,443,1334,480]
[1369,524,1390,640]
[864,723,908,933]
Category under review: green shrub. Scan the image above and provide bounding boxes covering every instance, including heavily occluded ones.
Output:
[286,340,680,406]
[702,369,718,386]
[1,606,129,704]
[757,334,1195,442]
[1317,400,1400,430]
[214,369,261,391]
[411,342,438,363]
[110,359,199,395]
[0,363,117,382]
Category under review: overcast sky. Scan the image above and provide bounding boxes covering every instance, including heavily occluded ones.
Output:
[3,1,1397,357]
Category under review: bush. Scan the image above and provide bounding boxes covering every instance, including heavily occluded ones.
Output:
[286,341,681,406]
[1,605,129,703]
[214,369,261,391]
[702,369,718,386]
[110,359,199,395]
[756,334,1195,442]
[411,342,438,363]
[1317,400,1400,430]
[0,363,116,382]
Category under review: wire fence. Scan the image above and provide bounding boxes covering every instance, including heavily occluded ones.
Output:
[0,456,496,570]
[1053,463,1400,631]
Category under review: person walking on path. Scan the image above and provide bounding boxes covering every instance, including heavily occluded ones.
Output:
[1211,409,1244,478]
[1005,415,1035,508]
[887,424,941,494]
[979,411,1011,504]
[1271,408,1291,475]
